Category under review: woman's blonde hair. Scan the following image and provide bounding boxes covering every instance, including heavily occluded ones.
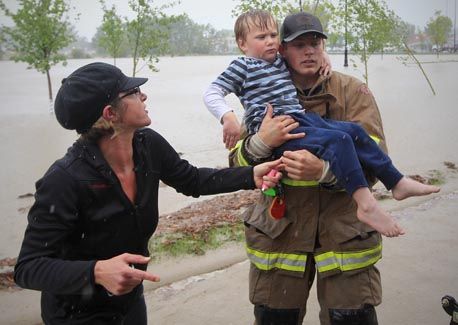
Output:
[79,99,127,142]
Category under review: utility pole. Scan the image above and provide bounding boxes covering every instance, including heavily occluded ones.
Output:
[344,0,349,67]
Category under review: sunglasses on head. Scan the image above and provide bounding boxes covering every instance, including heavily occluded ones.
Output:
[119,87,141,99]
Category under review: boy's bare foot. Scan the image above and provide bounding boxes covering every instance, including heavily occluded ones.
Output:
[356,200,405,237]
[392,176,440,201]
[353,188,405,237]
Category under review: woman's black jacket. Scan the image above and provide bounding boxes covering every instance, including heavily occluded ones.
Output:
[14,128,255,323]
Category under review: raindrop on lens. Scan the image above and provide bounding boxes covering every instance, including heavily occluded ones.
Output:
[49,205,55,213]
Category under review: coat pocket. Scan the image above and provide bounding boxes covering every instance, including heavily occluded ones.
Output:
[242,195,292,239]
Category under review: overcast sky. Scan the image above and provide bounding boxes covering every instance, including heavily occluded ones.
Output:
[1,0,456,40]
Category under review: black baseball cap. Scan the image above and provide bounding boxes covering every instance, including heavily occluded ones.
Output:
[281,12,327,42]
[54,62,148,133]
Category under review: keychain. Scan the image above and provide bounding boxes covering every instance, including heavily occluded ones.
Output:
[268,181,285,220]
[262,169,286,219]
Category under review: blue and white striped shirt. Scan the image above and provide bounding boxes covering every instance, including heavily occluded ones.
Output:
[213,54,303,133]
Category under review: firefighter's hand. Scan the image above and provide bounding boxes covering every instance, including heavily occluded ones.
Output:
[258,104,305,148]
[281,150,324,181]
[253,158,284,189]
[221,111,241,150]
[94,253,160,296]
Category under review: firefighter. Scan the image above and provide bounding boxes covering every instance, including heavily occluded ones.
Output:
[230,12,386,324]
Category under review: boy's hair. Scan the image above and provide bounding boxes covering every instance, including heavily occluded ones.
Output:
[234,9,278,43]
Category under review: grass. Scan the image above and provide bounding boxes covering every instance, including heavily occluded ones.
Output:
[148,222,245,260]
[426,169,446,186]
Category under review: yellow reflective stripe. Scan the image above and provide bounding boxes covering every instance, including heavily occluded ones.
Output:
[281,177,319,187]
[230,140,250,167]
[246,245,307,273]
[230,139,242,154]
[370,135,381,145]
[314,243,382,273]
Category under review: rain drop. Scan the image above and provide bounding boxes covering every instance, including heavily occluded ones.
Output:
[49,205,55,214]
[81,233,85,239]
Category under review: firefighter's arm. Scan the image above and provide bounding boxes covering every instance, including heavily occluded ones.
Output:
[229,106,333,184]
[229,104,302,167]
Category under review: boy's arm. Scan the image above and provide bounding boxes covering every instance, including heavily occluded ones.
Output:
[203,84,234,123]
[203,84,241,149]
[229,105,336,185]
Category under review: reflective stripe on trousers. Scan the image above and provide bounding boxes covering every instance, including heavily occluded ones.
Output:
[246,243,382,274]
[314,243,382,273]
[246,245,307,273]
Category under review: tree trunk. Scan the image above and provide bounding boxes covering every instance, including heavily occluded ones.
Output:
[46,69,53,101]
[46,69,54,113]
[403,41,436,95]
[363,36,369,86]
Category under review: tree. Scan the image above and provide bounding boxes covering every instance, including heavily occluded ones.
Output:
[0,27,6,60]
[426,10,453,57]
[232,0,293,21]
[126,0,178,76]
[98,1,125,66]
[232,0,332,28]
[0,0,75,103]
[168,14,213,55]
[329,0,398,85]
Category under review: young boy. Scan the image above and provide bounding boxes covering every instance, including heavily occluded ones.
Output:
[203,10,440,237]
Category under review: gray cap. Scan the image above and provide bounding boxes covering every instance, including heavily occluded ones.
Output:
[281,12,327,42]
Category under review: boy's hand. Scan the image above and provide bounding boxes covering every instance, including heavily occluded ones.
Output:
[319,51,332,76]
[221,111,241,150]
[258,104,304,148]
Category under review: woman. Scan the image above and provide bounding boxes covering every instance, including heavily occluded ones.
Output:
[14,62,281,324]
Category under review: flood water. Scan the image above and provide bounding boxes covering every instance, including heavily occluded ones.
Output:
[0,54,457,257]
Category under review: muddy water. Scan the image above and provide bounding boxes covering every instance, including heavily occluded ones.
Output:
[0,55,457,258]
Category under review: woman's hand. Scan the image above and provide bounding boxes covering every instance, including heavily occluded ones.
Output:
[253,158,284,189]
[94,253,160,296]
[258,104,305,148]
[281,150,324,181]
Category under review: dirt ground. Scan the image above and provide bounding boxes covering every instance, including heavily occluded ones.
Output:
[147,176,458,325]
[1,167,458,324]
